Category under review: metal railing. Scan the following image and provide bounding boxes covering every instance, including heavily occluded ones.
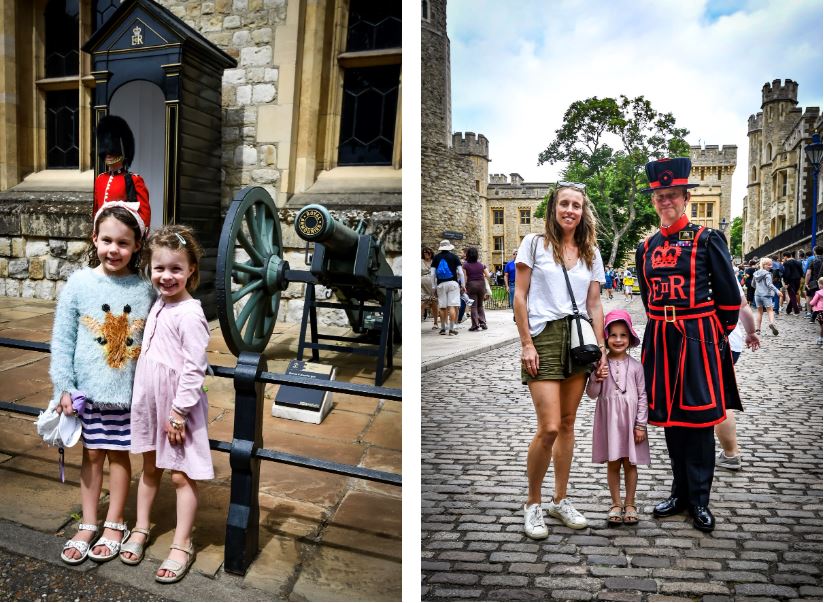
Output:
[0,337,401,575]
[744,211,823,260]
[483,285,511,310]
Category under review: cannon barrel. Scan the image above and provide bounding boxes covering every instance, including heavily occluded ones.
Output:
[295,204,361,253]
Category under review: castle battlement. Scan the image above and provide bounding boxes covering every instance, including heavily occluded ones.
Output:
[761,78,798,107]
[748,112,763,134]
[489,173,508,184]
[690,144,737,165]
[452,131,489,158]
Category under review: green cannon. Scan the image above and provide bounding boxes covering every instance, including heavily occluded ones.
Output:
[215,188,400,385]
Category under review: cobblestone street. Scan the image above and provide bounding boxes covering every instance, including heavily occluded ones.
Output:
[422,296,823,601]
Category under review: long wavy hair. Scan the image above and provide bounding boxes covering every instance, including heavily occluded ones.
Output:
[542,184,599,269]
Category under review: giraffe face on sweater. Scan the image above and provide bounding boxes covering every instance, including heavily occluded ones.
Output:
[81,303,145,369]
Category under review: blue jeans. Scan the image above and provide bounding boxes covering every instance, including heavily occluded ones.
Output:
[508,285,515,309]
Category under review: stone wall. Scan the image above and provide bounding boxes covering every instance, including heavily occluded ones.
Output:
[0,193,91,299]
[485,177,549,269]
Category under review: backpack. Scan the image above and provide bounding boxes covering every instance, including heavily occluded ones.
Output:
[435,257,454,280]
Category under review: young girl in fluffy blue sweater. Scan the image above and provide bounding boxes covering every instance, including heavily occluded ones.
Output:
[52,206,154,565]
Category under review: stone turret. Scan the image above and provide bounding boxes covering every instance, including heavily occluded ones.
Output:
[489,174,508,184]
[690,145,737,166]
[452,132,489,158]
[761,78,799,108]
[748,112,763,134]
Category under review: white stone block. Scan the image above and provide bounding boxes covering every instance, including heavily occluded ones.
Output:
[8,259,28,278]
[252,84,275,103]
[236,85,252,105]
[263,68,278,82]
[4,279,18,297]
[66,241,88,262]
[45,258,61,280]
[49,239,67,258]
[36,280,56,300]
[251,28,272,43]
[240,46,272,67]
[235,145,258,166]
[12,237,25,257]
[223,68,246,85]
[234,0,249,11]
[0,237,10,256]
[252,168,279,183]
[201,2,215,14]
[224,15,241,29]
[22,279,37,298]
[26,240,50,257]
[232,30,251,47]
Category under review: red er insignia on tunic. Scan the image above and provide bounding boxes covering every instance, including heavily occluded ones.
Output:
[651,241,681,269]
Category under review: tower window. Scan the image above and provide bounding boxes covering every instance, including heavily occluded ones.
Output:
[520,209,531,225]
[492,208,504,225]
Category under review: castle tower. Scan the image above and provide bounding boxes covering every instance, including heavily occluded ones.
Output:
[688,145,737,234]
[422,0,451,147]
[421,0,487,251]
[743,112,763,253]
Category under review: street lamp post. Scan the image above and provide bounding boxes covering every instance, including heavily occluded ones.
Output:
[804,133,822,249]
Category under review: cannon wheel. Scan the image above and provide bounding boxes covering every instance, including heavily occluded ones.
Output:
[216,187,287,355]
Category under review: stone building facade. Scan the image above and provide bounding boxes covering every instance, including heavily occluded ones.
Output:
[0,0,401,326]
[743,79,821,254]
[485,174,549,271]
[421,0,486,253]
[687,144,736,231]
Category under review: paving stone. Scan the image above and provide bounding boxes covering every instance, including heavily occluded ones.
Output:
[453,562,503,573]
[550,589,596,601]
[734,583,799,597]
[508,562,547,574]
[596,592,649,601]
[603,577,657,592]
[486,589,545,601]
[428,572,479,585]
[431,587,483,598]
[438,551,487,562]
[660,581,730,595]
[481,574,529,587]
[535,577,602,592]
[630,556,671,568]
[771,573,818,586]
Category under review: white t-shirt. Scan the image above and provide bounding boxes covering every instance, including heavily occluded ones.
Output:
[516,233,605,337]
[728,285,746,353]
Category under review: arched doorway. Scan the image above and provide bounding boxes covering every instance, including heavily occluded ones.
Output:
[110,80,165,230]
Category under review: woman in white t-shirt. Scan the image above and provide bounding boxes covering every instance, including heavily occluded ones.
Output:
[514,182,606,540]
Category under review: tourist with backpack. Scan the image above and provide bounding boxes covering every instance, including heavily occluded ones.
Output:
[430,240,465,336]
[781,251,804,315]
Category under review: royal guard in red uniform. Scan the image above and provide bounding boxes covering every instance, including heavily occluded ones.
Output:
[635,157,741,532]
[94,116,150,237]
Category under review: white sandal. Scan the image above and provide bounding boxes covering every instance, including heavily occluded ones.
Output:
[60,523,99,565]
[119,527,151,566]
[87,520,130,563]
[156,542,196,584]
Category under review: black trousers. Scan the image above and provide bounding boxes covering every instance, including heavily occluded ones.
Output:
[664,426,715,507]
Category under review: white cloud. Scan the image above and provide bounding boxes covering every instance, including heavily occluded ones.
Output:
[446,0,823,217]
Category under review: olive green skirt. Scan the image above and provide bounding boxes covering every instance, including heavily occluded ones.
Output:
[521,317,592,384]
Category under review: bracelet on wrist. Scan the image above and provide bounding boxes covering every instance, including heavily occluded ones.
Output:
[168,416,185,430]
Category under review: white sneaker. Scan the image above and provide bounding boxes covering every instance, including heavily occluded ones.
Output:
[546,498,588,529]
[523,503,548,539]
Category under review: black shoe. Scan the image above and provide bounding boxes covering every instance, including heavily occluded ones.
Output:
[468,326,479,331]
[691,506,715,532]
[480,323,488,330]
[652,496,687,518]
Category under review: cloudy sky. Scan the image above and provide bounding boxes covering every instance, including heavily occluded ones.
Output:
[446,0,823,218]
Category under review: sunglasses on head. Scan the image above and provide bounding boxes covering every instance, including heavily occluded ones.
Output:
[557,181,586,191]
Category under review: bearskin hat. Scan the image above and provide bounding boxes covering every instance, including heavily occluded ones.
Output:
[96,115,135,167]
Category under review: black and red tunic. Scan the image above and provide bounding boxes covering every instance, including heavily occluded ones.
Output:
[635,214,741,428]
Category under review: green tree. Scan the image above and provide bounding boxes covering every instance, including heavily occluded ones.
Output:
[728,216,743,259]
[537,95,690,266]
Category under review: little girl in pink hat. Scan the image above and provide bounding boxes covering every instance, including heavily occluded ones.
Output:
[586,309,650,525]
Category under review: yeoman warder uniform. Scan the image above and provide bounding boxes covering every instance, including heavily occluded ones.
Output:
[93,115,150,236]
[635,157,741,532]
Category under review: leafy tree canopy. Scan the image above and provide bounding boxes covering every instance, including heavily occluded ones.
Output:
[728,216,743,260]
[536,95,690,266]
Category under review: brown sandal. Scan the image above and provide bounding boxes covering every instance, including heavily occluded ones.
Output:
[623,504,639,525]
[607,505,624,526]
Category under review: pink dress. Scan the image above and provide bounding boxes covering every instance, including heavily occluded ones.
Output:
[587,356,650,465]
[130,298,214,480]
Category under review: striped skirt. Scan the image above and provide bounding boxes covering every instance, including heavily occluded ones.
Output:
[80,400,131,450]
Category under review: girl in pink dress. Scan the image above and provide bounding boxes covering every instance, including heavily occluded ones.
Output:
[120,225,212,583]
[586,309,650,526]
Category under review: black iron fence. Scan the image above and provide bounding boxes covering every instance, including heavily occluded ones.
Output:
[744,211,822,261]
[0,337,401,575]
[483,284,511,310]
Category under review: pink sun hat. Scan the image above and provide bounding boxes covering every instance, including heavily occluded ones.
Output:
[604,309,640,347]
